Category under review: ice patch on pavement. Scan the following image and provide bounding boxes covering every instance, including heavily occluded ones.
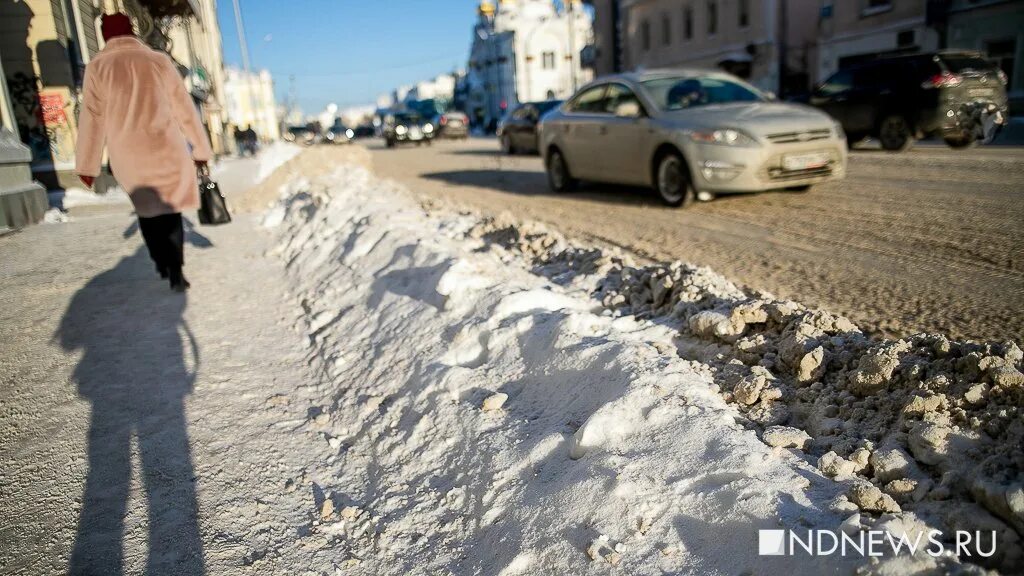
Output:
[264,163,1000,574]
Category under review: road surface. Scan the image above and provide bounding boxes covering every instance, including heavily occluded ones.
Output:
[363,137,1024,342]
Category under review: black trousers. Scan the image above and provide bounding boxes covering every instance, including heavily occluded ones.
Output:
[138,213,184,276]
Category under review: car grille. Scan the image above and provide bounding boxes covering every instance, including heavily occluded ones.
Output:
[765,128,832,144]
[766,165,833,181]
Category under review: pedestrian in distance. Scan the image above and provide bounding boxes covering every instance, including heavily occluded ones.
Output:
[75,12,214,292]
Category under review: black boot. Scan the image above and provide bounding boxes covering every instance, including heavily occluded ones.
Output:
[169,268,190,292]
[157,263,169,279]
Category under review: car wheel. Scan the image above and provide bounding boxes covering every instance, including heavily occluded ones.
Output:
[546,149,576,192]
[655,152,695,207]
[878,115,914,152]
[943,134,977,149]
[501,134,515,155]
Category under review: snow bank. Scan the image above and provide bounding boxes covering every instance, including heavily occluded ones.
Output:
[265,164,1004,573]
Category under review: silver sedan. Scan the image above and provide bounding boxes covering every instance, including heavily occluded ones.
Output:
[538,69,847,206]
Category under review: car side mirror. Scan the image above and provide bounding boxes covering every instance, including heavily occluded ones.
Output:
[615,101,642,118]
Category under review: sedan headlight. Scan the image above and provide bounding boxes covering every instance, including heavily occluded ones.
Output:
[346,129,355,139]
[395,125,408,135]
[423,123,434,134]
[326,132,335,140]
[687,128,759,147]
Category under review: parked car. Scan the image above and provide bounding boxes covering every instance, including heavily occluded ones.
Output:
[498,100,562,154]
[284,125,318,146]
[383,112,434,147]
[810,51,1009,151]
[324,124,355,144]
[433,111,470,139]
[538,70,847,206]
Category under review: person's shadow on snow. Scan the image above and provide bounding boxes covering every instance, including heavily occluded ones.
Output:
[57,247,204,575]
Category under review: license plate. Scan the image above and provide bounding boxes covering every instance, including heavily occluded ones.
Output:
[782,152,830,171]
[969,88,994,98]
[449,120,463,126]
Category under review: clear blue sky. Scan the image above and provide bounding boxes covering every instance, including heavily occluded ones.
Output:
[215,0,484,113]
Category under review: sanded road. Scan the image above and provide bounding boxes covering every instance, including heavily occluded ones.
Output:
[365,138,1024,341]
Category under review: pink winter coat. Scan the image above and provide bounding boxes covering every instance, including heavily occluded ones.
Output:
[75,36,213,217]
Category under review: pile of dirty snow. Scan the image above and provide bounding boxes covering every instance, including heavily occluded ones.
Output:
[260,162,1013,574]
[457,208,1024,572]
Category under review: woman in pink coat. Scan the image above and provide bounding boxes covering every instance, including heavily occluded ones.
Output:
[76,13,213,291]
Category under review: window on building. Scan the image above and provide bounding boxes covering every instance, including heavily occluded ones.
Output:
[738,0,749,28]
[641,19,651,51]
[662,13,671,45]
[896,30,915,47]
[683,6,693,40]
[707,1,718,35]
[862,0,893,16]
[542,51,556,70]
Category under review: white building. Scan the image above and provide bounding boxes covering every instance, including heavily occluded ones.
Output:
[407,73,457,102]
[467,0,594,127]
[224,67,281,143]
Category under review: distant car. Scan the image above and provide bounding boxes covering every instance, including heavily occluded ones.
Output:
[383,112,434,148]
[352,125,376,138]
[284,125,318,146]
[538,69,847,206]
[810,51,1009,151]
[498,100,563,154]
[433,111,470,139]
[324,124,355,144]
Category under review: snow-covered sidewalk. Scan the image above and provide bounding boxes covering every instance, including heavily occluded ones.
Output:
[0,193,324,573]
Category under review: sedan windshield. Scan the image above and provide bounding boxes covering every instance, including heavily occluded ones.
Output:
[642,76,763,111]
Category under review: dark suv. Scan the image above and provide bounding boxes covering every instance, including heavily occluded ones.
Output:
[811,51,1008,151]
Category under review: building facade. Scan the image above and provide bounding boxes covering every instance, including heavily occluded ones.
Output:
[467,0,594,127]
[164,0,230,156]
[815,0,941,82]
[224,67,280,143]
[587,0,820,95]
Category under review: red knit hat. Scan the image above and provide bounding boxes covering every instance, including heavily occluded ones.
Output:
[101,13,133,41]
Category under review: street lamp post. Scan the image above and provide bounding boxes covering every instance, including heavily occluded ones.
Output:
[231,0,261,137]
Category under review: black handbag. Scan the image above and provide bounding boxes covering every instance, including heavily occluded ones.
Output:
[197,166,231,225]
